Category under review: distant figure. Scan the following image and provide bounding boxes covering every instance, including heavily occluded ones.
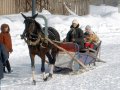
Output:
[84,25,100,49]
[0,24,13,73]
[65,19,84,51]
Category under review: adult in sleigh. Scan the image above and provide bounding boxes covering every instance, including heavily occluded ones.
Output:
[65,19,84,51]
[57,19,102,71]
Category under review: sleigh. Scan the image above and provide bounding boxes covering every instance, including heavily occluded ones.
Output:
[54,41,104,73]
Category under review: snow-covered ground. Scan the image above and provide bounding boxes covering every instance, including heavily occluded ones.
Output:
[0,5,120,90]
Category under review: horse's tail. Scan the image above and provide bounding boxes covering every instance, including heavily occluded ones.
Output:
[47,27,60,56]
[55,43,60,56]
[51,27,60,56]
[47,27,60,41]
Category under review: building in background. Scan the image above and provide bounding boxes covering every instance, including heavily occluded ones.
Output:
[0,0,89,16]
[90,0,118,6]
[0,0,119,16]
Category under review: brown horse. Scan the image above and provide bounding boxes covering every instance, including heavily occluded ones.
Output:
[21,13,60,84]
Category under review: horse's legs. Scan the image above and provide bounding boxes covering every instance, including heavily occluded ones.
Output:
[41,59,45,72]
[46,52,54,77]
[41,57,47,80]
[46,52,53,63]
[39,53,47,81]
[30,53,36,85]
[47,50,57,77]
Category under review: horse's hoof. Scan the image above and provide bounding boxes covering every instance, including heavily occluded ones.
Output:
[43,77,48,81]
[43,73,53,81]
[32,80,36,85]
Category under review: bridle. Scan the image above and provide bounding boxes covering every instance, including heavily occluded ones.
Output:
[21,18,46,46]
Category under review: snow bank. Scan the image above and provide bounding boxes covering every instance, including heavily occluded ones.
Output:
[90,5,118,16]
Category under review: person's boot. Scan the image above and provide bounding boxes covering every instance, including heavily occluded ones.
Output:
[6,60,12,73]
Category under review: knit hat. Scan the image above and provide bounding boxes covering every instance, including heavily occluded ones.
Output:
[85,25,91,30]
[72,19,79,25]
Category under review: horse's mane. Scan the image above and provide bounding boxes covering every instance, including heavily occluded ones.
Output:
[34,20,60,41]
[35,21,44,34]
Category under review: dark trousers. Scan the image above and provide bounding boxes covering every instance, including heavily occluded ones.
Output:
[3,60,11,72]
[0,60,3,79]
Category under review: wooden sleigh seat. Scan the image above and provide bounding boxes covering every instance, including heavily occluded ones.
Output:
[58,41,102,59]
[59,42,80,52]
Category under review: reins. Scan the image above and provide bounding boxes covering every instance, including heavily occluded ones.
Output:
[21,33,87,70]
[44,36,87,70]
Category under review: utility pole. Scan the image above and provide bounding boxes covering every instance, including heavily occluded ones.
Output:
[32,0,36,16]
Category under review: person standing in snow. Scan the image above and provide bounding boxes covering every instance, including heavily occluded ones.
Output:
[84,25,100,49]
[65,19,84,51]
[0,24,13,73]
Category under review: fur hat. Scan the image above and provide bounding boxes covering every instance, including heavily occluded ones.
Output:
[85,25,91,30]
[72,19,79,25]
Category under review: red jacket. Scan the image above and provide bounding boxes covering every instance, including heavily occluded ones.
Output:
[0,32,12,53]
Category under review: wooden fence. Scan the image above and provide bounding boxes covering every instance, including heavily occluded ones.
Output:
[90,0,118,6]
[49,0,89,15]
[0,0,89,16]
[0,0,16,15]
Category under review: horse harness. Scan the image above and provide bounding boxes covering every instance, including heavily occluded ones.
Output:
[21,28,57,48]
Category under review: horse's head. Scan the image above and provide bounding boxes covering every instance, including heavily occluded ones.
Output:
[21,13,45,45]
[21,13,39,40]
